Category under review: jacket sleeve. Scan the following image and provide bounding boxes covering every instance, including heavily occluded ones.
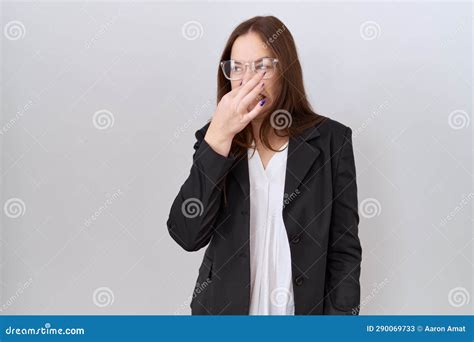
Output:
[323,126,362,315]
[166,127,236,252]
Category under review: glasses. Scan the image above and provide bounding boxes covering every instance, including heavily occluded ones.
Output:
[220,57,279,81]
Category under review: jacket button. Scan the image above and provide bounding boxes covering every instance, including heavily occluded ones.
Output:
[295,275,304,286]
[291,235,301,244]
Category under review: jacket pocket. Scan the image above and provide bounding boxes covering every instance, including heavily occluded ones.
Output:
[190,254,213,313]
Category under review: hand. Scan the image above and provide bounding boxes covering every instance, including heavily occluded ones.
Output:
[205,72,267,157]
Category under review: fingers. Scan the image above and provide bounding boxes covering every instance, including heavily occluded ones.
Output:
[239,79,265,112]
[225,75,252,98]
[234,71,265,103]
[226,82,243,97]
[240,97,267,124]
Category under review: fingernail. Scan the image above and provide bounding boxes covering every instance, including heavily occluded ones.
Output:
[261,82,264,88]
[259,99,266,106]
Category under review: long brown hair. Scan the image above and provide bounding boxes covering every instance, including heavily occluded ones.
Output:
[213,15,327,205]
[215,15,326,158]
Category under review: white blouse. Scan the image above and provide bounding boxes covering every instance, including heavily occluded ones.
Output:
[247,140,295,315]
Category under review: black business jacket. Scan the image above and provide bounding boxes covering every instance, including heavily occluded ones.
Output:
[167,116,362,315]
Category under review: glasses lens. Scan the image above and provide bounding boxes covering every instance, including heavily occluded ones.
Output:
[221,58,278,80]
[221,60,243,80]
[255,58,277,79]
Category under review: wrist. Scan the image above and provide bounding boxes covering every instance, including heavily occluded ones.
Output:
[204,127,233,157]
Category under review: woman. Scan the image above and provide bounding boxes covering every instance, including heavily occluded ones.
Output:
[167,15,362,315]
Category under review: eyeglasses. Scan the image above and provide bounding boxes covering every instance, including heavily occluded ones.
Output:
[220,57,279,81]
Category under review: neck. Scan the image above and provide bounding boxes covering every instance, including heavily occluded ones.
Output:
[250,119,288,150]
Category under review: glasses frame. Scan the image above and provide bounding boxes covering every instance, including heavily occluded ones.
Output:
[220,57,279,81]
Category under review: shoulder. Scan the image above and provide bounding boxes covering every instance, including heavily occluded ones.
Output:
[298,116,353,151]
[315,116,352,140]
[314,117,356,173]
[194,116,354,147]
[309,117,356,173]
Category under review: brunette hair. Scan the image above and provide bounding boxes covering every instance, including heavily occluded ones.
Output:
[212,15,327,205]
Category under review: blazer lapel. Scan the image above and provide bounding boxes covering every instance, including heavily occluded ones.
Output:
[283,126,321,210]
[230,123,322,202]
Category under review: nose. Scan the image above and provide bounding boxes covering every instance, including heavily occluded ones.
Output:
[241,67,253,85]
